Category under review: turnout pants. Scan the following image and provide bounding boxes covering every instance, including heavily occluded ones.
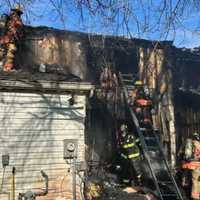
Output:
[130,157,142,184]
[120,158,131,185]
[192,169,200,200]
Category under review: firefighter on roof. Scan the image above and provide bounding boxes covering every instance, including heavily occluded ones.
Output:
[134,80,152,104]
[100,66,118,88]
[0,5,24,72]
[129,80,153,107]
[131,80,153,130]
[119,123,143,186]
[182,132,200,200]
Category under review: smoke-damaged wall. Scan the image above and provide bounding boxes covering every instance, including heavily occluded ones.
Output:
[175,91,200,149]
[16,27,89,80]
[172,49,200,156]
[13,26,200,167]
[17,27,179,166]
[16,26,174,84]
[173,49,200,90]
[12,26,154,165]
[85,98,116,162]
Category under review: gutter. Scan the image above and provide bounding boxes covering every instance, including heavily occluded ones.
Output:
[0,79,95,94]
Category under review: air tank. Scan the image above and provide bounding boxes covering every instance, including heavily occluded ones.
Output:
[185,138,193,160]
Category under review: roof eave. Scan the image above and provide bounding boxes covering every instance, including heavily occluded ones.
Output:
[0,79,95,94]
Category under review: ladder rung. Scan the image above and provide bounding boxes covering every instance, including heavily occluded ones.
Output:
[147,150,160,158]
[139,127,153,131]
[153,128,159,132]
[144,137,156,140]
[146,146,158,151]
[122,79,134,82]
[142,131,155,136]
[121,73,133,77]
[162,194,178,196]
[141,130,154,135]
[158,181,173,184]
[126,86,135,89]
[145,141,159,148]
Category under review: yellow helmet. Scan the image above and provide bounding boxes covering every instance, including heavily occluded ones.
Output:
[134,80,143,86]
[11,4,23,14]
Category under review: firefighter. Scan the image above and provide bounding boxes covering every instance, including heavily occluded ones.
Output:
[100,67,112,90]
[119,123,142,186]
[134,80,146,98]
[134,107,143,122]
[128,90,136,106]
[132,80,153,108]
[182,132,200,200]
[134,106,153,131]
[128,80,144,108]
[0,5,23,72]
[132,82,153,130]
[128,80,143,104]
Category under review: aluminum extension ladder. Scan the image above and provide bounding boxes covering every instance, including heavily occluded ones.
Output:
[119,72,184,200]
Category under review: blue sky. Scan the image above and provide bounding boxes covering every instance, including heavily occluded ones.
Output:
[1,0,200,48]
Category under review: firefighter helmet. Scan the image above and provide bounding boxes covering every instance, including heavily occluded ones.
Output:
[134,80,143,86]
[193,132,200,141]
[11,4,23,14]
[120,124,128,138]
[120,124,128,132]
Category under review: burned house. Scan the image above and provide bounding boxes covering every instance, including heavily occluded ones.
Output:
[0,25,199,200]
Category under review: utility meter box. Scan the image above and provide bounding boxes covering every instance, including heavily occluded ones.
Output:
[2,154,9,168]
[63,139,78,159]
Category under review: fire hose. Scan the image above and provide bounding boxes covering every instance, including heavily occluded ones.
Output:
[18,170,48,200]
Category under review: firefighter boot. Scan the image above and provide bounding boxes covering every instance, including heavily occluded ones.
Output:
[137,174,143,186]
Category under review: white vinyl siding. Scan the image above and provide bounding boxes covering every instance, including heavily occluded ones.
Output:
[0,92,86,199]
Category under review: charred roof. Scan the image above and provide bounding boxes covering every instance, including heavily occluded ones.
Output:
[24,26,173,49]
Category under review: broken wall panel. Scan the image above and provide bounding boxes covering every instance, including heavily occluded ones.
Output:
[138,45,177,167]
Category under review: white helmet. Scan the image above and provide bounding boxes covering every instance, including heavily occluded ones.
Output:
[120,124,128,132]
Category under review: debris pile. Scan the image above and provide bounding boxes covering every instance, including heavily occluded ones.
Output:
[84,163,158,200]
